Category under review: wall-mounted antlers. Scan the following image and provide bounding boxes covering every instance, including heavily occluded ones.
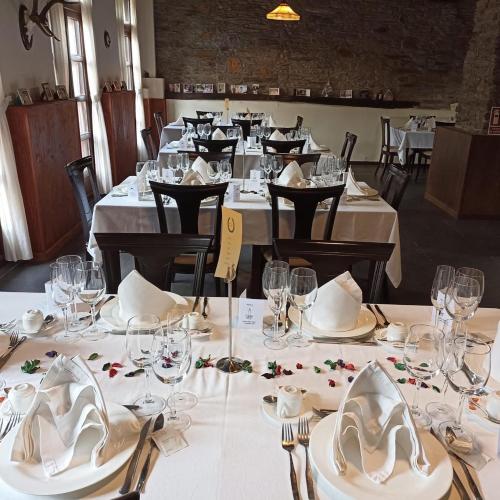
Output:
[19,0,73,50]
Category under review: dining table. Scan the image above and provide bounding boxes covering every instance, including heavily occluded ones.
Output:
[0,291,499,499]
[390,127,435,164]
[88,178,402,287]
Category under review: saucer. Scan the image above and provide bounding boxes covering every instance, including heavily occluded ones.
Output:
[261,394,314,426]
[374,328,406,353]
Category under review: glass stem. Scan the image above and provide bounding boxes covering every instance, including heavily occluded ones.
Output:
[90,302,97,331]
[144,366,153,404]
[169,384,177,419]
[412,379,422,413]
[273,306,280,343]
[298,309,303,340]
[455,392,466,426]
[62,306,69,337]
[441,378,449,398]
[433,307,439,328]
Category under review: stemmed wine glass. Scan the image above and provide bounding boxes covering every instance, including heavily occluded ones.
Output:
[271,156,283,182]
[196,124,204,139]
[74,261,107,341]
[260,155,272,183]
[430,265,455,327]
[445,275,481,336]
[177,152,190,179]
[166,155,178,183]
[438,336,491,451]
[203,123,211,139]
[456,267,484,306]
[288,268,318,348]
[126,314,166,417]
[56,255,85,333]
[152,327,193,431]
[219,160,232,181]
[404,324,442,428]
[207,161,220,183]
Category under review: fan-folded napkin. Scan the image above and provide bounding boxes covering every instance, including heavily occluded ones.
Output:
[11,355,112,477]
[277,161,307,188]
[118,270,176,321]
[305,271,362,331]
[269,129,287,141]
[181,169,205,185]
[212,128,227,140]
[346,168,377,196]
[170,116,184,126]
[332,360,430,484]
[269,116,277,127]
[309,136,323,151]
[191,156,211,183]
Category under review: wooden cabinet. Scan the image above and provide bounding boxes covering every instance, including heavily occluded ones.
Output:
[7,100,82,261]
[144,98,167,149]
[102,90,137,185]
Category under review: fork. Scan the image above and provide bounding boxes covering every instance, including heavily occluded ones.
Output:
[0,412,21,442]
[281,423,300,500]
[298,418,314,500]
[8,331,19,348]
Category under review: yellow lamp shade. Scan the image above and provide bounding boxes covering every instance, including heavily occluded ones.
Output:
[266,3,301,21]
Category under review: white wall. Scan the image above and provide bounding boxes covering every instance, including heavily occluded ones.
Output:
[136,0,155,77]
[166,99,454,162]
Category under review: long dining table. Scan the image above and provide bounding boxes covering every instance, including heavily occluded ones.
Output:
[0,292,499,499]
[88,178,402,287]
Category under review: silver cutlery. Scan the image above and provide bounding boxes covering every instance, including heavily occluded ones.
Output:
[310,338,377,346]
[298,418,314,500]
[201,297,208,319]
[95,295,115,321]
[468,400,500,424]
[367,304,385,330]
[0,335,27,370]
[374,305,390,327]
[191,295,200,313]
[8,330,19,348]
[281,423,300,500]
[0,412,21,442]
[136,413,164,492]
[119,418,152,494]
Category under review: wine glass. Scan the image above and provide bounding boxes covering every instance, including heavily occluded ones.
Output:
[288,268,318,348]
[203,123,211,139]
[152,327,193,431]
[445,275,481,335]
[50,262,80,343]
[219,160,232,181]
[207,161,220,183]
[263,262,289,349]
[404,324,442,428]
[166,154,178,183]
[260,155,272,182]
[56,255,85,333]
[271,156,283,182]
[439,337,491,451]
[263,126,271,139]
[74,261,107,341]
[126,314,166,417]
[430,265,455,327]
[177,152,190,178]
[262,260,289,338]
[456,267,484,305]
[196,124,204,138]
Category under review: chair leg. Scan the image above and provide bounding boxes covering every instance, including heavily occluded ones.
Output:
[375,151,384,176]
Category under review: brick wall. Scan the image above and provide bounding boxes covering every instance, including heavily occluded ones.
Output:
[154,0,475,107]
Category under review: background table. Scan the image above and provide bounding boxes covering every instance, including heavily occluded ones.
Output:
[390,127,435,164]
[0,292,499,499]
[88,178,402,286]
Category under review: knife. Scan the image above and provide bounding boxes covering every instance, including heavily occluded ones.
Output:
[136,413,164,492]
[0,336,27,370]
[374,304,389,327]
[119,418,152,494]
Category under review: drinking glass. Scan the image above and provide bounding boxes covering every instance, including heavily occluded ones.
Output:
[203,123,211,138]
[227,128,235,140]
[207,161,220,183]
[263,126,271,139]
[152,327,193,431]
[126,314,166,417]
[439,337,491,451]
[177,152,190,178]
[288,268,318,348]
[196,124,204,138]
[262,261,289,350]
[50,262,80,343]
[260,155,272,182]
[430,265,455,327]
[219,160,232,181]
[404,324,442,428]
[56,255,85,332]
[271,156,283,182]
[445,276,481,334]
[74,261,107,341]
[166,155,178,183]
[456,267,484,304]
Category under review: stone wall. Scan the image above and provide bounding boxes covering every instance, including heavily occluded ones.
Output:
[154,0,475,107]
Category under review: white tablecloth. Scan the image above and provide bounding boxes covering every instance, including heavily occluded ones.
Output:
[88,178,402,286]
[0,292,499,499]
[390,127,435,164]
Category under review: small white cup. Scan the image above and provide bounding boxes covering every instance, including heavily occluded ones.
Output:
[181,312,203,331]
[22,309,44,334]
[386,322,408,342]
[8,383,36,414]
[486,391,500,420]
[277,385,303,418]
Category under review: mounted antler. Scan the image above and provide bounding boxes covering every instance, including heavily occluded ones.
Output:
[19,0,73,50]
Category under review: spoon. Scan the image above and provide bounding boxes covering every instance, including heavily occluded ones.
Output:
[469,400,500,424]
[43,314,55,325]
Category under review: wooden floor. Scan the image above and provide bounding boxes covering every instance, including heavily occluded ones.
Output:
[1,166,500,308]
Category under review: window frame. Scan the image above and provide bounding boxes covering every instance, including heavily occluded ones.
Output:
[123,0,134,91]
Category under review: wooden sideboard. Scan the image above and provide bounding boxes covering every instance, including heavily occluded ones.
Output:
[144,98,167,149]
[7,100,82,261]
[101,90,137,185]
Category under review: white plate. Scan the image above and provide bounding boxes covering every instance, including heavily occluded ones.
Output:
[309,413,452,500]
[261,395,314,426]
[374,329,406,353]
[100,293,189,330]
[289,306,376,340]
[0,402,140,496]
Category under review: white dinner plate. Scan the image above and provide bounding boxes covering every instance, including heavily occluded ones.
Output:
[289,306,376,340]
[0,403,140,496]
[100,292,189,330]
[309,413,452,500]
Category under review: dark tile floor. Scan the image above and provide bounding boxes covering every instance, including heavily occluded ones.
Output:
[1,166,499,307]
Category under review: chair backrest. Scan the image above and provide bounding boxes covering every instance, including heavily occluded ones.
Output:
[273,239,395,303]
[296,115,304,129]
[150,181,228,251]
[192,138,238,164]
[231,118,263,139]
[340,132,358,168]
[65,156,101,243]
[181,151,235,169]
[141,128,158,160]
[153,111,165,139]
[262,139,306,154]
[380,116,391,148]
[379,164,410,210]
[196,110,218,118]
[267,183,345,240]
[94,232,212,296]
[183,117,213,128]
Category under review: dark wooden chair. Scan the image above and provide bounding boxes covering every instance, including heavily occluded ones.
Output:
[273,239,395,303]
[141,128,158,160]
[379,164,410,210]
[153,111,165,140]
[196,111,219,118]
[375,117,398,177]
[149,181,229,295]
[95,233,212,297]
[296,115,304,129]
[65,156,101,255]
[340,132,357,169]
[193,138,238,163]
[179,150,235,170]
[231,118,263,139]
[262,139,306,154]
[183,117,214,129]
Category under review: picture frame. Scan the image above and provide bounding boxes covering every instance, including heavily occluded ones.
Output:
[183,84,193,93]
[217,82,226,94]
[41,82,54,101]
[195,83,204,93]
[203,83,214,94]
[17,88,33,105]
[251,84,260,95]
[268,87,280,96]
[104,81,113,92]
[55,85,68,100]
[295,88,310,97]
[168,83,175,92]
[112,80,121,91]
[237,84,247,94]
[174,83,181,93]
[339,89,353,99]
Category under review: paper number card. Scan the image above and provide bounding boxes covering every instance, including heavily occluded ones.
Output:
[214,207,243,281]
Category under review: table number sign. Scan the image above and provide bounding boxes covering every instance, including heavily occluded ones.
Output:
[215,207,243,280]
[237,299,265,329]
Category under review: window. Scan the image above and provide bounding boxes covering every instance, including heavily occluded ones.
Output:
[122,0,134,90]
[64,5,92,157]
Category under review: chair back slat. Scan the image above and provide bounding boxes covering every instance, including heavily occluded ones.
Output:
[141,128,158,160]
[380,164,410,210]
[262,139,306,154]
[340,132,357,168]
[231,118,263,139]
[153,112,165,140]
[381,117,391,148]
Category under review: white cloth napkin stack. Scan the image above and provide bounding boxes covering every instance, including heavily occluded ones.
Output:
[212,128,227,140]
[170,116,184,126]
[118,270,176,321]
[332,360,430,484]
[269,129,287,141]
[191,156,211,183]
[346,168,377,197]
[305,271,362,331]
[277,161,307,188]
[11,355,112,477]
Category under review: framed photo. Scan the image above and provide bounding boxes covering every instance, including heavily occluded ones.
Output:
[17,88,33,105]
[112,81,121,91]
[251,84,260,95]
[174,83,181,93]
[104,81,113,92]
[195,83,204,93]
[339,89,353,99]
[217,82,226,94]
[55,85,68,100]
[41,82,54,101]
[203,83,214,94]
[269,87,280,96]
[295,88,310,97]
[230,84,237,94]
[237,84,247,94]
[183,84,193,93]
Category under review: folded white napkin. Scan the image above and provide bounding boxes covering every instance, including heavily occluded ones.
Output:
[309,136,323,151]
[305,271,362,331]
[170,116,184,126]
[244,113,251,120]
[346,168,377,196]
[277,161,307,188]
[332,360,430,484]
[212,127,227,140]
[403,118,415,130]
[191,156,211,183]
[136,163,149,192]
[269,116,277,127]
[118,270,176,321]
[181,169,205,185]
[11,355,112,477]
[270,129,286,141]
[205,112,213,118]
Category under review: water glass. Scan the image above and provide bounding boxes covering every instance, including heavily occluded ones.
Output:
[207,161,220,183]
[56,255,85,333]
[177,152,190,177]
[271,156,283,182]
[203,123,211,138]
[260,155,272,182]
[196,123,204,138]
[445,275,481,333]
[166,155,178,183]
[430,265,455,326]
[456,267,484,304]
[219,160,232,181]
